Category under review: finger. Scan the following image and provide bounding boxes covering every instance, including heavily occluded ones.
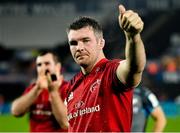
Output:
[135,22,144,32]
[121,12,133,30]
[119,4,126,18]
[39,69,44,77]
[37,75,48,89]
[127,12,138,23]
[126,15,139,29]
[128,17,143,31]
[46,72,52,85]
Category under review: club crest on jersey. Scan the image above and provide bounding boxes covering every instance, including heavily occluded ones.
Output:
[90,79,101,92]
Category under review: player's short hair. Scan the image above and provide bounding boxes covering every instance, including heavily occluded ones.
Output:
[38,50,60,64]
[66,16,103,38]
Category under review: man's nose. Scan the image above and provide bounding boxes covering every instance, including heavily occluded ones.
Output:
[45,69,50,75]
[76,41,84,51]
[41,64,48,74]
[39,65,47,76]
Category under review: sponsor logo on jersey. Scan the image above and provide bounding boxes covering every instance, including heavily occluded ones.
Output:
[67,104,100,121]
[32,104,52,116]
[32,110,52,116]
[36,104,43,109]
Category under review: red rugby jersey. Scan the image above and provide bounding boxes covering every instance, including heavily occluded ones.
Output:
[66,58,133,132]
[23,80,68,132]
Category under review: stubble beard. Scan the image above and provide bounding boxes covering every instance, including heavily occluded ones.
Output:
[76,58,88,68]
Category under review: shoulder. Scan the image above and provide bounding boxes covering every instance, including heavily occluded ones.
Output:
[103,59,122,72]
[141,87,159,107]
[60,80,69,92]
[106,59,122,65]
[141,87,153,97]
[23,83,36,94]
[69,72,82,85]
[134,87,152,100]
[61,80,69,87]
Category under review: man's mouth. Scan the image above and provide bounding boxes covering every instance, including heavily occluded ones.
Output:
[76,53,86,59]
[76,55,83,60]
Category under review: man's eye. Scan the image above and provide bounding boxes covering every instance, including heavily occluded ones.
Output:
[83,39,89,43]
[69,40,77,46]
[83,40,88,43]
[37,63,41,67]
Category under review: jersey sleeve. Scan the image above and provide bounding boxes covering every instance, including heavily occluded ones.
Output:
[59,81,69,101]
[142,88,159,114]
[23,83,36,95]
[108,59,133,91]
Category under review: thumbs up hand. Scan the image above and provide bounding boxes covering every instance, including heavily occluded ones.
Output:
[118,4,144,36]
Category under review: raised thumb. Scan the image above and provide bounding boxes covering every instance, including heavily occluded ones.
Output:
[119,4,126,17]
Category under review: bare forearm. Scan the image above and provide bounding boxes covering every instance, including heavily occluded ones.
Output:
[153,115,167,132]
[11,85,40,116]
[151,107,167,132]
[117,5,146,87]
[49,91,69,129]
[153,117,167,132]
[125,33,146,73]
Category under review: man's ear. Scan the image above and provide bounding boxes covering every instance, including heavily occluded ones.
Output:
[99,38,105,49]
[56,62,61,73]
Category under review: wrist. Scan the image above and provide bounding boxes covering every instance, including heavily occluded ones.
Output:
[49,90,60,102]
[125,32,141,42]
[125,30,140,37]
[49,89,59,96]
[33,84,43,96]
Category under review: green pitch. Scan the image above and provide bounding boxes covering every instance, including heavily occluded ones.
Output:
[0,114,180,132]
[0,114,29,132]
[146,115,180,132]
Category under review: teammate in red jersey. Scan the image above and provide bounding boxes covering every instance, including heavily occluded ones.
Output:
[65,4,146,132]
[11,51,69,132]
